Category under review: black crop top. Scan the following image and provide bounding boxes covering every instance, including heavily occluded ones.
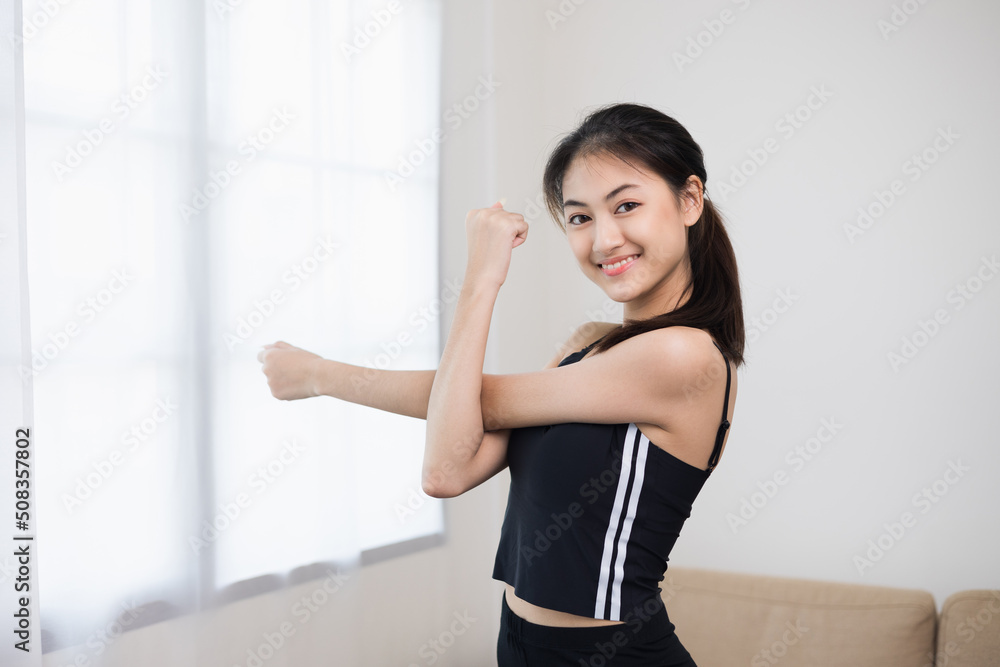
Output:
[492,333,732,621]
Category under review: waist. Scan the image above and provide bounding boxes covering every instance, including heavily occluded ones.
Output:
[500,588,675,651]
[504,583,625,627]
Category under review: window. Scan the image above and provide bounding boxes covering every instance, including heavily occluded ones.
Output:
[19,0,443,653]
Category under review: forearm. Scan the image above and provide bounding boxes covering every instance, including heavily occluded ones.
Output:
[422,280,499,493]
[313,360,437,420]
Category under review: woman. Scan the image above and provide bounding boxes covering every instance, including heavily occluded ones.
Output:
[258,102,744,666]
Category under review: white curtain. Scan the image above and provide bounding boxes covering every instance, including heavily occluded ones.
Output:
[7,0,443,662]
[1,0,42,664]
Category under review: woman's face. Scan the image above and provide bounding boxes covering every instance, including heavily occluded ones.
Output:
[561,152,703,321]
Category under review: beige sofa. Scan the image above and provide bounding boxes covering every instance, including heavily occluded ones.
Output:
[661,566,1000,666]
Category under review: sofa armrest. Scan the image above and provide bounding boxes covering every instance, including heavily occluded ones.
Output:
[935,590,1000,666]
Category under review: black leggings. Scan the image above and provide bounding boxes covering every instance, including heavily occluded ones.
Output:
[497,590,698,666]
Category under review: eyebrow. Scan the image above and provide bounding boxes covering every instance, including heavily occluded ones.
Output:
[563,183,640,209]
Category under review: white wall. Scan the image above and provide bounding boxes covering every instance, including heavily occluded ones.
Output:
[488,0,1000,611]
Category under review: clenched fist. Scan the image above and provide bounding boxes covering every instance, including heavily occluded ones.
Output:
[258,340,324,401]
[464,199,529,290]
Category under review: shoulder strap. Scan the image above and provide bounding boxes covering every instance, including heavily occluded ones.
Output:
[577,329,614,356]
[707,341,732,473]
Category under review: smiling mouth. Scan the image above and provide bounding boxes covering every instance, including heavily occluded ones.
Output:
[598,254,640,276]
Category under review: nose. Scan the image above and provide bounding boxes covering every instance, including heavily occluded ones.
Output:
[592,214,625,257]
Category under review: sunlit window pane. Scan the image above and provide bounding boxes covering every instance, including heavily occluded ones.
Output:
[24,0,443,649]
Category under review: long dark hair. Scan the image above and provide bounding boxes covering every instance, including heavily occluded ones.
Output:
[542,103,745,367]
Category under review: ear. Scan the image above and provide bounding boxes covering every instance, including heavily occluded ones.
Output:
[680,175,704,227]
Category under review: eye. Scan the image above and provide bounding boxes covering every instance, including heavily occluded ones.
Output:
[567,202,639,227]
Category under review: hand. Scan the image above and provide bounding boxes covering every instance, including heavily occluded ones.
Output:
[257,341,324,401]
[464,200,528,290]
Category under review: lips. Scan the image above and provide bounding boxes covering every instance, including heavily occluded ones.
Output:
[598,254,640,276]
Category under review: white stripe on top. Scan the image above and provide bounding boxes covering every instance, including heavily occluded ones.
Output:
[593,423,649,620]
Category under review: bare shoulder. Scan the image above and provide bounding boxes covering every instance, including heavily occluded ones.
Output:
[623,327,737,463]
[641,326,724,370]
[545,320,621,369]
[639,326,737,433]
[640,326,732,389]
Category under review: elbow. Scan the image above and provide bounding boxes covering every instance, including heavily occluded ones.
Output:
[421,430,484,498]
[421,465,464,499]
[422,481,456,499]
[422,477,460,499]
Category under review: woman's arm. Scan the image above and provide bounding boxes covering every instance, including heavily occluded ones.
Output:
[421,201,528,498]
[421,280,501,497]
[312,360,437,420]
[258,341,435,419]
[270,317,612,421]
[425,320,620,498]
[261,200,535,497]
[260,317,617,498]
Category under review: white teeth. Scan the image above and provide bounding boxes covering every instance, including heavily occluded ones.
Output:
[601,254,638,270]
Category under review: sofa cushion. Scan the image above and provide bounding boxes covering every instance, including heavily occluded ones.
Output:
[661,566,937,667]
[935,590,1000,666]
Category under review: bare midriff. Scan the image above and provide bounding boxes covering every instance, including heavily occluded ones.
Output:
[504,583,626,627]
